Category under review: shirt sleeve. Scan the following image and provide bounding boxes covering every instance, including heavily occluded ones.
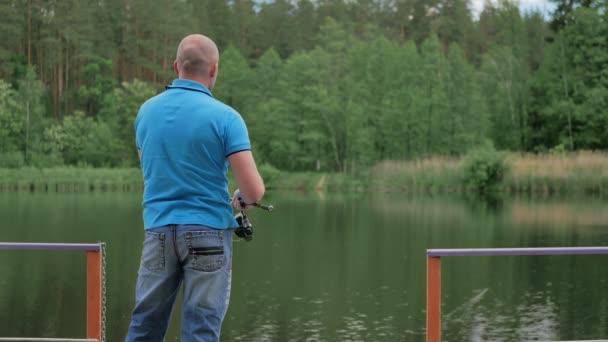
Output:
[224,112,252,157]
[134,116,140,149]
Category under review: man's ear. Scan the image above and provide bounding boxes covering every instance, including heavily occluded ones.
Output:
[209,62,218,79]
[173,60,179,76]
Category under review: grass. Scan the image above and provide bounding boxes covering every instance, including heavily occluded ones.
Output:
[372,151,608,195]
[2,151,608,195]
[370,157,463,193]
[0,167,143,192]
[272,171,368,192]
[506,151,608,195]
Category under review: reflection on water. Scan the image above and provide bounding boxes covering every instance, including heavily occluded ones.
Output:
[511,201,608,229]
[0,192,607,340]
[225,284,418,341]
[445,289,559,342]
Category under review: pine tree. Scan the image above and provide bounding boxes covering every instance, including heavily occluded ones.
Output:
[0,0,25,79]
[232,0,258,58]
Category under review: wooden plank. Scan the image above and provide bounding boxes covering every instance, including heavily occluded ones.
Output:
[427,256,441,342]
[86,251,102,342]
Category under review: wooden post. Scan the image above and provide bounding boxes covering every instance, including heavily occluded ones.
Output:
[87,250,103,341]
[427,256,441,342]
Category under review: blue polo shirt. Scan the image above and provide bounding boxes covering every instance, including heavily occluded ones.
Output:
[134,79,251,230]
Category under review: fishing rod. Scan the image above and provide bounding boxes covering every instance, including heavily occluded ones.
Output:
[230,197,274,212]
[231,197,274,241]
[248,202,273,212]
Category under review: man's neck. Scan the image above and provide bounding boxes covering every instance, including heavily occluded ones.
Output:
[179,75,210,89]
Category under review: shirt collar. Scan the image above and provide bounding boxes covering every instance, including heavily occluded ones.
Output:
[166,78,213,97]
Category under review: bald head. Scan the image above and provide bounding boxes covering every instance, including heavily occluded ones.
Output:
[174,34,219,88]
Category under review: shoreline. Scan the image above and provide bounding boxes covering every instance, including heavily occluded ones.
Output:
[1,152,607,196]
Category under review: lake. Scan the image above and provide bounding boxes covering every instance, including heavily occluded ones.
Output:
[1,191,607,341]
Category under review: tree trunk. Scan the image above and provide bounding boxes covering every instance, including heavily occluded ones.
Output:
[520,102,527,150]
[319,110,342,172]
[65,43,69,114]
[163,32,169,79]
[52,63,57,119]
[120,0,129,80]
[559,37,574,150]
[27,0,32,65]
[505,56,518,148]
[58,35,64,118]
[38,49,43,82]
[134,7,140,79]
[153,32,158,83]
[25,101,30,164]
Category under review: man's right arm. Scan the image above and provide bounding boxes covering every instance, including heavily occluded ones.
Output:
[228,150,265,206]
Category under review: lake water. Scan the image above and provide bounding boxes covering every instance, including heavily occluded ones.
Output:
[1,192,607,341]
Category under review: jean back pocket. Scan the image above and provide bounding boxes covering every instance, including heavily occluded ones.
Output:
[185,230,225,272]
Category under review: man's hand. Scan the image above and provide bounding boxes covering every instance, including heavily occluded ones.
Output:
[232,189,254,211]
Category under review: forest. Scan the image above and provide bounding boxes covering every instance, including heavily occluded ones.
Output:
[0,0,606,172]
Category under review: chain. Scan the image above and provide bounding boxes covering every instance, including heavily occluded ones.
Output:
[100,242,107,342]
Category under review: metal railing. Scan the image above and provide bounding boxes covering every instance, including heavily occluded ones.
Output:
[0,243,105,342]
[426,247,608,342]
[0,339,98,341]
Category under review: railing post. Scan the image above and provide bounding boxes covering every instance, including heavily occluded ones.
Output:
[427,256,441,342]
[87,250,103,342]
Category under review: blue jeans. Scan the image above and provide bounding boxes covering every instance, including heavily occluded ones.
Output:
[126,225,233,342]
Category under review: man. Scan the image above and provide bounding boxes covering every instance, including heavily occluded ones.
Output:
[126,34,265,341]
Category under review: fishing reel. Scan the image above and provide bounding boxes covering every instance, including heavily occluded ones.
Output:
[233,198,273,242]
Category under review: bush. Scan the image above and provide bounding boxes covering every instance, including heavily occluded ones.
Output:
[258,163,281,188]
[462,147,510,193]
[29,151,63,168]
[0,151,25,168]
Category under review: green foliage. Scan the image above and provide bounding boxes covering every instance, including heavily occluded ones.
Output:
[28,148,64,168]
[0,167,143,191]
[0,151,24,168]
[258,163,281,188]
[44,111,118,167]
[0,0,605,177]
[3,153,607,195]
[370,159,463,193]
[530,6,608,151]
[419,34,450,155]
[78,58,116,114]
[0,0,24,78]
[481,46,529,150]
[0,79,22,152]
[445,44,489,153]
[17,67,47,164]
[549,143,567,155]
[99,80,157,166]
[462,147,510,193]
[213,47,252,112]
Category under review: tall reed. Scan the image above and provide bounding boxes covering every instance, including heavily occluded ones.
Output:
[371,151,608,195]
[507,151,608,195]
[2,152,607,194]
[0,167,143,192]
[370,157,462,192]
